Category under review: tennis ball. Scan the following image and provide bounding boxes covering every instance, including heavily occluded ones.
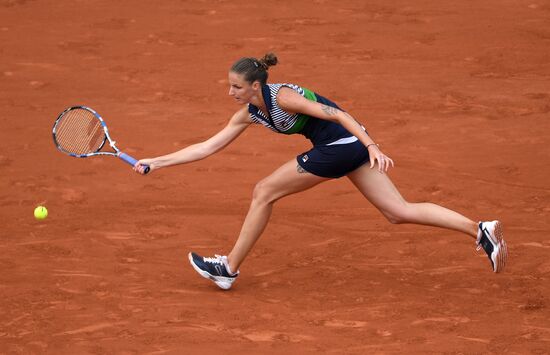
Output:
[34,206,48,220]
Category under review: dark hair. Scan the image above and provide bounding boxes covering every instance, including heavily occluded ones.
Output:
[230,53,278,85]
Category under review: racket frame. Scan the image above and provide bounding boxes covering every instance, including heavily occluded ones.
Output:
[52,106,149,173]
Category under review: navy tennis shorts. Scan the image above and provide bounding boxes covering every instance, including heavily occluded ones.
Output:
[296,140,371,178]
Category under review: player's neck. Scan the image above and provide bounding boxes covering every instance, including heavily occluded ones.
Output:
[250,89,266,112]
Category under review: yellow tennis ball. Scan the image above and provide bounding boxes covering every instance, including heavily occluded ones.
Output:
[34,206,48,220]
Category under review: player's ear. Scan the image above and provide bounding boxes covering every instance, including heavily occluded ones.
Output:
[251,81,261,91]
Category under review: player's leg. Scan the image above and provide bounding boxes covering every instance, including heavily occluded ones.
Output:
[189,158,329,289]
[347,163,478,237]
[347,163,507,272]
[227,159,329,272]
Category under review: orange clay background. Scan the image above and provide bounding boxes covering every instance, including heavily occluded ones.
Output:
[1,0,549,353]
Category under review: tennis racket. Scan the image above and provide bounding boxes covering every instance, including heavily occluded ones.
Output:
[52,106,150,174]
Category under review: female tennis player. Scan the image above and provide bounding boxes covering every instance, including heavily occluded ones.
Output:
[134,53,507,290]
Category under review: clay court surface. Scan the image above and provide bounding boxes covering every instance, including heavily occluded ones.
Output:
[1,0,550,353]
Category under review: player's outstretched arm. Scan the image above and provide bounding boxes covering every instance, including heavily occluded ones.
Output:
[134,107,251,174]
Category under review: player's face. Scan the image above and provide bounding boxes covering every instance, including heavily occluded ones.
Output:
[228,71,259,104]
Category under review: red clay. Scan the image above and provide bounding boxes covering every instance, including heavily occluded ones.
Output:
[1,1,549,353]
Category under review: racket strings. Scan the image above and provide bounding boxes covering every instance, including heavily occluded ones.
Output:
[55,109,105,155]
[56,112,102,154]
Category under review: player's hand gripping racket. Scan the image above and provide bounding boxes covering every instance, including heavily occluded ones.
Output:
[52,106,150,174]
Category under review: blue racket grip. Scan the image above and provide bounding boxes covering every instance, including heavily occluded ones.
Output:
[118,152,150,174]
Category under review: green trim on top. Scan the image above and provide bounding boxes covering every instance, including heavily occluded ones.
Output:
[302,87,317,101]
[281,87,317,135]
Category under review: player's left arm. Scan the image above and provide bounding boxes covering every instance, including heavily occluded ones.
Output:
[277,87,394,172]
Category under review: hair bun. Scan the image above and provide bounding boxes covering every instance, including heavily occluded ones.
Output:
[258,52,278,70]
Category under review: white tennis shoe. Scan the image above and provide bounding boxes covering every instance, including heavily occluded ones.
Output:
[476,220,508,273]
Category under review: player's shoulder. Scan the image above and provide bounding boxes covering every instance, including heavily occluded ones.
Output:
[232,105,253,123]
[276,83,306,106]
[269,82,302,92]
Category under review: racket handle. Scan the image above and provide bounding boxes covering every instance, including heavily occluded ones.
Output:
[118,152,150,174]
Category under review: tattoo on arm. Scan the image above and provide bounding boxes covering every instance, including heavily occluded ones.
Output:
[323,107,363,130]
[321,104,338,116]
[322,106,367,135]
[297,164,309,174]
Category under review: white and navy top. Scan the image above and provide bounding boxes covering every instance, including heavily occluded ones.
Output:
[248,83,360,146]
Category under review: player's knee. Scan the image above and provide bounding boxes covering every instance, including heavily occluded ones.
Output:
[384,213,406,224]
[382,207,411,224]
[252,180,277,205]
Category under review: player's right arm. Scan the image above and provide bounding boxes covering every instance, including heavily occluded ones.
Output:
[134,106,251,174]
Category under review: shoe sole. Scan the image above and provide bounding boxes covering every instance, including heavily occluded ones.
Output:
[491,221,508,273]
[187,253,234,290]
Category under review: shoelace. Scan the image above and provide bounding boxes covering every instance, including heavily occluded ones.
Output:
[203,255,224,264]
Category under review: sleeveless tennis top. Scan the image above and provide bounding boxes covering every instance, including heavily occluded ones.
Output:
[248,83,359,146]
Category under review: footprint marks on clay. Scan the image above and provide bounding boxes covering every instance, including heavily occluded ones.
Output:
[412,316,471,326]
[58,39,103,55]
[53,321,128,336]
[521,242,550,249]
[456,335,491,344]
[133,32,199,48]
[103,231,140,241]
[324,319,368,328]
[187,322,315,343]
[242,330,314,342]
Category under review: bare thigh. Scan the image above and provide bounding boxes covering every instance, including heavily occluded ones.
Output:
[347,163,477,236]
[347,163,407,217]
[254,158,330,203]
